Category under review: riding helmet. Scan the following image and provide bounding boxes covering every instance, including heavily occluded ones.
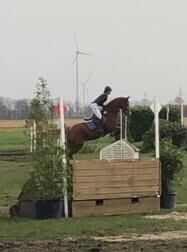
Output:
[104,86,112,93]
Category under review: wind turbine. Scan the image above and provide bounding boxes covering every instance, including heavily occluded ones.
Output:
[72,35,90,117]
[79,73,92,116]
[72,72,92,117]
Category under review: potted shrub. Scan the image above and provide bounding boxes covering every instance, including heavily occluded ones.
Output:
[31,124,70,218]
[17,78,71,219]
[160,139,184,208]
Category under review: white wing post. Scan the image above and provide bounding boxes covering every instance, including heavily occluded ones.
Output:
[59,97,68,217]
[150,97,162,159]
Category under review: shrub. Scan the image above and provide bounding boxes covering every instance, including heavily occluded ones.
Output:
[160,139,184,192]
[141,119,187,152]
[129,106,154,141]
[24,78,71,200]
[129,105,180,142]
[159,105,180,123]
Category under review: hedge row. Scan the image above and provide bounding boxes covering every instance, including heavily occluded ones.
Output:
[128,105,180,141]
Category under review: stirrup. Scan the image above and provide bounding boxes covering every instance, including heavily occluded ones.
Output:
[84,117,92,121]
[84,114,94,121]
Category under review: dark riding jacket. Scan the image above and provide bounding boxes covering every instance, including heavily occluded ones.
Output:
[92,93,108,107]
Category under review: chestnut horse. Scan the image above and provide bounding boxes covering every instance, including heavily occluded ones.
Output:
[67,96,130,158]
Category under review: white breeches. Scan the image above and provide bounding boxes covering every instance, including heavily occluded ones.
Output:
[90,103,102,119]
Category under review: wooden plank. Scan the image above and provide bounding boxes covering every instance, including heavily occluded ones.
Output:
[74,179,159,189]
[73,159,160,201]
[72,197,160,217]
[74,166,159,175]
[74,158,158,165]
[73,159,160,169]
[74,162,159,171]
[73,191,159,200]
[74,185,159,194]
[103,162,159,169]
[74,167,159,177]
[74,185,159,196]
[74,173,160,183]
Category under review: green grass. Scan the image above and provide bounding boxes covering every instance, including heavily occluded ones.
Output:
[0,129,30,151]
[0,128,187,241]
[0,161,30,206]
[0,213,187,240]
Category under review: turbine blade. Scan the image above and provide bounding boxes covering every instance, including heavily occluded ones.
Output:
[73,34,79,51]
[78,51,90,56]
[72,55,77,65]
[84,72,93,84]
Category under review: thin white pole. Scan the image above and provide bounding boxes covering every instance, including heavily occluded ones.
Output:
[33,120,36,151]
[59,97,68,218]
[125,115,128,140]
[76,53,79,117]
[154,97,160,159]
[120,109,123,159]
[30,124,33,152]
[166,105,169,121]
[181,103,184,126]
[82,84,85,117]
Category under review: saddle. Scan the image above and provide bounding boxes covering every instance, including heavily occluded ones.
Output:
[84,113,106,131]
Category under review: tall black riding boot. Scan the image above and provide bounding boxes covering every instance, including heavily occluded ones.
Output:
[95,118,104,133]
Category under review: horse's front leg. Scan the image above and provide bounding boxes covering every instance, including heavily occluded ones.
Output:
[108,125,121,141]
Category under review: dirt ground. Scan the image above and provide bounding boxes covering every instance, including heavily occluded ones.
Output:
[0,210,187,251]
[0,231,187,252]
[0,119,83,129]
[145,211,187,221]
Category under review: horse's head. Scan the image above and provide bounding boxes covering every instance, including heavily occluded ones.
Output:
[119,96,130,115]
[105,96,130,115]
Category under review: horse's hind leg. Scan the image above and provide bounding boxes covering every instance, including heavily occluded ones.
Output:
[68,143,84,159]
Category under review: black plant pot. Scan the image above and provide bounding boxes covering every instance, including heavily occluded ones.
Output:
[160,192,176,209]
[35,200,63,219]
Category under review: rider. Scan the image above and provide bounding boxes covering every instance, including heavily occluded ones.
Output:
[90,86,112,131]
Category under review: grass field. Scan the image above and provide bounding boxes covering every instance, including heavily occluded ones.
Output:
[0,161,30,206]
[0,124,187,242]
[0,125,187,206]
[0,119,83,151]
[0,129,30,151]
[0,209,187,240]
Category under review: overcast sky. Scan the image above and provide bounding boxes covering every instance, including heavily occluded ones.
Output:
[0,0,187,104]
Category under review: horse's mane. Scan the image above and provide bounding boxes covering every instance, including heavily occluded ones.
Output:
[104,96,129,109]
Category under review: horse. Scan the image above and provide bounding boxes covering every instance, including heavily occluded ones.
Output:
[67,96,130,158]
